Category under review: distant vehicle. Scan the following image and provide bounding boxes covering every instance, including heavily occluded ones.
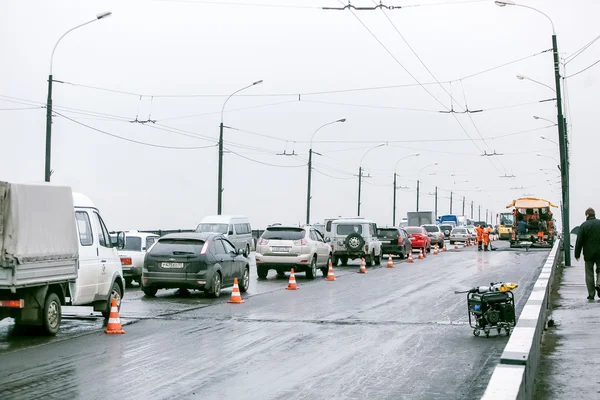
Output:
[465,227,477,241]
[449,227,469,244]
[377,227,412,259]
[439,224,454,239]
[405,226,431,253]
[440,215,459,226]
[422,224,445,247]
[312,223,325,236]
[330,219,382,266]
[407,211,435,226]
[255,225,331,279]
[506,197,557,248]
[142,232,250,298]
[323,216,364,243]
[0,182,126,336]
[498,212,514,240]
[117,230,159,287]
[195,215,254,255]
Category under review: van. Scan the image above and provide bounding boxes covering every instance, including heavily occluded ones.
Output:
[0,182,126,335]
[117,230,159,287]
[195,215,254,254]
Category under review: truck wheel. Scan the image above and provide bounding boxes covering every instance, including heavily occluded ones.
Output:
[43,292,61,336]
[102,283,122,319]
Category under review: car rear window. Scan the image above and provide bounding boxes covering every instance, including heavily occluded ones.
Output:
[440,225,453,231]
[124,236,142,251]
[422,226,439,233]
[262,228,305,240]
[405,227,423,234]
[149,239,205,256]
[336,224,363,235]
[377,229,398,238]
[196,223,228,234]
[453,229,466,234]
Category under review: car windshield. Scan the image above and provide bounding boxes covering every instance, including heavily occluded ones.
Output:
[422,226,439,233]
[124,236,142,251]
[405,227,423,234]
[453,229,466,234]
[149,239,205,256]
[336,224,363,235]
[262,228,305,240]
[196,223,228,234]
[377,228,398,238]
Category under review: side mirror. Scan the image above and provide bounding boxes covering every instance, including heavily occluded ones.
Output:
[228,230,234,236]
[325,237,331,243]
[237,248,247,257]
[116,231,126,250]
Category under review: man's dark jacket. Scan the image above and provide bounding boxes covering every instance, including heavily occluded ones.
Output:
[574,216,600,261]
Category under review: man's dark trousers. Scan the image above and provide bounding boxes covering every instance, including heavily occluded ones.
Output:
[584,260,600,298]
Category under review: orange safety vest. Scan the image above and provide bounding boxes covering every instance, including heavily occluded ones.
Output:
[475,226,484,241]
[483,228,490,245]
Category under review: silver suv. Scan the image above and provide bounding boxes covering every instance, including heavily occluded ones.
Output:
[329,219,382,266]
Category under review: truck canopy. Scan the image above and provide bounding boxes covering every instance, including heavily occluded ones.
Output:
[1,182,79,265]
[506,197,558,209]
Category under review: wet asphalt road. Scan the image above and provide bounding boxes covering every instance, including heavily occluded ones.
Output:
[0,241,550,400]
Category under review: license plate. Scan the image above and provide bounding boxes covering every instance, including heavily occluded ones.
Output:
[162,262,184,269]
[272,246,291,252]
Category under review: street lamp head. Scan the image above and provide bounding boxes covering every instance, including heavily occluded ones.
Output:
[495,0,515,6]
[337,118,346,123]
[533,115,541,119]
[415,153,420,157]
[252,80,263,86]
[516,74,526,80]
[536,153,542,156]
[96,11,112,19]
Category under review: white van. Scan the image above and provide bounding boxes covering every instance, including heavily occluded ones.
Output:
[0,182,126,335]
[195,215,254,254]
[117,230,159,287]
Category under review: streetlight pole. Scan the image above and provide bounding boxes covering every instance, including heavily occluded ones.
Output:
[218,80,263,214]
[393,153,419,225]
[450,192,453,214]
[358,144,385,216]
[306,118,346,224]
[434,186,438,219]
[495,0,571,265]
[416,162,438,212]
[45,11,112,182]
[516,74,556,93]
[463,196,466,216]
[479,205,481,221]
[471,201,474,219]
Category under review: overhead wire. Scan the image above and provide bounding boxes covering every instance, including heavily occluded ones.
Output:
[564,58,600,78]
[224,148,306,168]
[565,33,600,64]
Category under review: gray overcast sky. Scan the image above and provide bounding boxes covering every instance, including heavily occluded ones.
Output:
[1,0,598,231]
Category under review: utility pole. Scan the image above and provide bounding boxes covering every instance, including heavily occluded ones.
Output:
[462,196,466,216]
[434,186,438,220]
[471,201,474,219]
[217,121,224,214]
[450,191,453,214]
[486,209,489,224]
[393,172,397,226]
[306,148,313,224]
[416,180,420,212]
[479,205,481,222]
[358,167,363,216]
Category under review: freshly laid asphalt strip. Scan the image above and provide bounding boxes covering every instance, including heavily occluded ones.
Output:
[0,242,549,400]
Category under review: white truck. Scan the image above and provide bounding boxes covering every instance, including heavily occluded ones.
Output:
[0,181,126,335]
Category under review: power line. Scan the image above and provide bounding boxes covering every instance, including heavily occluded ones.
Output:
[0,106,44,111]
[564,58,600,79]
[565,33,600,64]
[158,99,299,121]
[225,148,305,168]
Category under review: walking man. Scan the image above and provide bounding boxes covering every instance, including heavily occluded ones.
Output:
[575,207,600,300]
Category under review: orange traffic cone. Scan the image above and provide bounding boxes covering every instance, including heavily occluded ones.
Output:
[418,249,424,259]
[455,242,459,249]
[326,261,336,281]
[285,269,298,290]
[359,258,367,274]
[407,252,414,263]
[229,277,246,302]
[104,298,125,334]
[443,242,447,251]
[387,254,394,268]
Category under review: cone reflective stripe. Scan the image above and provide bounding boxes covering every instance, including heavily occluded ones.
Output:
[326,261,336,281]
[407,252,414,263]
[104,298,125,334]
[418,249,424,259]
[228,277,246,302]
[387,255,394,268]
[433,245,438,255]
[359,258,367,274]
[443,243,447,251]
[286,269,299,290]
[455,243,459,249]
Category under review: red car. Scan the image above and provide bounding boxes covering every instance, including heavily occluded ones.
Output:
[405,226,431,253]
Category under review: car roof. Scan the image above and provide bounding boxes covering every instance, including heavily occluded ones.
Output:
[125,230,159,238]
[333,218,374,224]
[159,232,217,241]
[199,215,249,223]
[266,225,305,230]
[405,226,424,229]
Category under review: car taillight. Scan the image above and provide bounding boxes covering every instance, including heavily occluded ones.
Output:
[293,239,307,245]
[258,238,269,245]
[120,257,132,265]
[201,241,209,255]
[398,237,402,245]
[365,244,369,252]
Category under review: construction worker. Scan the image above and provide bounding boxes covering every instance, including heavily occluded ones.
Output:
[476,225,484,251]
[483,226,491,251]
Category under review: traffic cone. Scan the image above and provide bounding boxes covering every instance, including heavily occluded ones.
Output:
[443,243,447,251]
[285,269,298,291]
[326,261,336,281]
[228,277,246,302]
[104,298,125,334]
[359,258,367,274]
[407,252,414,263]
[418,249,424,259]
[465,240,469,247]
[455,242,459,249]
[434,245,439,255]
[387,254,394,268]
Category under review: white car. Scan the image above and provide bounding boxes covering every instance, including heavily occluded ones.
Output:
[118,230,159,287]
[255,225,331,279]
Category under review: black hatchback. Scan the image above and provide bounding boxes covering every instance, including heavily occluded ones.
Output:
[377,227,412,259]
[142,232,250,298]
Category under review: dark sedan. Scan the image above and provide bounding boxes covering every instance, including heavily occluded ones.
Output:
[377,227,412,259]
[142,232,250,298]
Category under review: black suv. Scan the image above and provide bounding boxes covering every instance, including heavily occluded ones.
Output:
[377,227,412,259]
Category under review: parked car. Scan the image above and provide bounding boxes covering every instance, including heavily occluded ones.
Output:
[255,225,331,279]
[465,227,477,242]
[422,224,445,247]
[330,219,382,266]
[439,224,454,239]
[405,226,431,253]
[377,227,412,259]
[142,232,250,298]
[117,230,159,287]
[195,215,254,255]
[449,227,470,244]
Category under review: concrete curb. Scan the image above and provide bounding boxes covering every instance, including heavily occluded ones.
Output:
[481,240,561,400]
